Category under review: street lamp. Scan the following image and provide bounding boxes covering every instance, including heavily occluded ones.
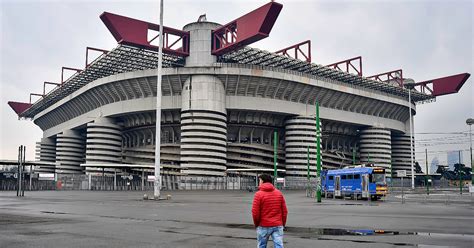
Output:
[154,0,164,199]
[405,82,416,190]
[467,118,473,185]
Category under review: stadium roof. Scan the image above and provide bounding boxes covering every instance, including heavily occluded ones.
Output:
[18,43,435,119]
[219,46,434,102]
[19,45,184,118]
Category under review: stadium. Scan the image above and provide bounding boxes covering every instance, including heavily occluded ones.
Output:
[7,2,470,188]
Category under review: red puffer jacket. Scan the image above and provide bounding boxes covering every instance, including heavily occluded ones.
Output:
[252,183,288,227]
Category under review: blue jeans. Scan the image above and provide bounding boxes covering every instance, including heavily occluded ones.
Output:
[256,226,284,248]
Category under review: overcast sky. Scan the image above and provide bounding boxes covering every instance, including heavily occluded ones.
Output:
[0,0,472,171]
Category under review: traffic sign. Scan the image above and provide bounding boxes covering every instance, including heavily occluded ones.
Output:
[397,170,407,177]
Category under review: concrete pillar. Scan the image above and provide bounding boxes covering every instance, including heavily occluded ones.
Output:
[85,117,122,174]
[359,127,392,174]
[36,137,56,162]
[284,116,321,186]
[180,75,227,177]
[391,133,413,176]
[183,21,220,67]
[35,137,56,173]
[55,130,85,174]
[180,21,227,178]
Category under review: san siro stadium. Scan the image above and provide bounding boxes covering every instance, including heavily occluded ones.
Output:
[8,2,470,188]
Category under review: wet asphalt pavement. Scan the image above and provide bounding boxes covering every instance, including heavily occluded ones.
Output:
[0,190,472,247]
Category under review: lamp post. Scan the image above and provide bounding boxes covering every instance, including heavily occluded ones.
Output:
[307,146,310,197]
[154,0,164,199]
[274,131,278,185]
[405,82,416,190]
[307,146,310,181]
[316,102,321,203]
[466,118,473,185]
[425,148,429,195]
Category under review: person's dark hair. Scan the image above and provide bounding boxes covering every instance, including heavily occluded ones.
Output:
[259,174,273,184]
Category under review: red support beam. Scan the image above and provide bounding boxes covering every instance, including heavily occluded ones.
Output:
[326,56,363,76]
[211,1,283,55]
[43,81,61,95]
[274,40,311,62]
[367,69,403,87]
[29,93,44,104]
[61,67,83,85]
[86,47,109,68]
[413,73,470,97]
[7,101,33,116]
[100,12,189,57]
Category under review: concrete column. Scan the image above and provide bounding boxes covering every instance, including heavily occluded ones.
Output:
[85,117,122,174]
[55,130,85,174]
[183,21,220,67]
[359,127,392,174]
[35,137,56,173]
[391,133,413,175]
[284,116,321,186]
[36,137,56,162]
[179,21,227,178]
[180,75,227,177]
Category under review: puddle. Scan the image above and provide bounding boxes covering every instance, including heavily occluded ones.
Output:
[222,224,417,236]
[19,231,53,236]
[218,223,473,246]
[161,229,256,240]
[162,221,462,246]
[0,213,75,225]
[285,227,415,236]
[40,211,68,215]
[217,222,474,240]
[317,237,413,246]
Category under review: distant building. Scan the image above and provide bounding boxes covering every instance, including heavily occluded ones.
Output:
[430,157,439,174]
[447,151,463,170]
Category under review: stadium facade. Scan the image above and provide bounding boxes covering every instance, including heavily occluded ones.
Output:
[8,2,470,188]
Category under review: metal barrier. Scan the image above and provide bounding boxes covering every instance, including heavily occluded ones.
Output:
[0,177,56,191]
[1,174,259,191]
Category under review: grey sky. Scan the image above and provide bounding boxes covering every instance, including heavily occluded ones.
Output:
[0,0,472,170]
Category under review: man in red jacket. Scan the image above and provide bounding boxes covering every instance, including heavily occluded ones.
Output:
[252,174,288,248]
